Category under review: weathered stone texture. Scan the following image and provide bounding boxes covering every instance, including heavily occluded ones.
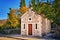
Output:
[21,8,51,36]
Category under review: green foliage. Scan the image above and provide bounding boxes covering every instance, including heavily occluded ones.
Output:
[20,0,26,7]
[52,0,60,25]
[31,0,36,11]
[40,3,55,22]
[31,0,60,27]
[18,0,27,16]
[36,0,41,13]
[31,0,55,23]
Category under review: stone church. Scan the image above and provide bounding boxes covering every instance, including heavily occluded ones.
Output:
[21,8,51,37]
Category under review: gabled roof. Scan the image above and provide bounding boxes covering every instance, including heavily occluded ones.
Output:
[21,8,46,19]
[21,8,36,18]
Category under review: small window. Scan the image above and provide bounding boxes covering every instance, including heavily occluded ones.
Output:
[36,24,37,29]
[24,24,25,29]
[29,18,31,20]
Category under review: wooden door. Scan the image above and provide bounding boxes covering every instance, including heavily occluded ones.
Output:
[28,24,32,35]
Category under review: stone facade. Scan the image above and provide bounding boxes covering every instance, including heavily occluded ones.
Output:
[21,8,51,37]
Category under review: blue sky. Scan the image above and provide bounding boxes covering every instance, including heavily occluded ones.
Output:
[0,0,30,20]
[0,0,54,20]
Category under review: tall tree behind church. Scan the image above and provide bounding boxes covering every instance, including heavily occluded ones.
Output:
[31,0,36,11]
[36,0,41,14]
[20,0,26,7]
[18,0,27,16]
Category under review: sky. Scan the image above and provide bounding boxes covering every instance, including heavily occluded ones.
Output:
[0,0,54,20]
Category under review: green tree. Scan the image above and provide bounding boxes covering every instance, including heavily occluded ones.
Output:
[39,1,55,23]
[20,0,26,7]
[53,0,60,25]
[31,0,36,11]
[36,0,41,14]
[18,0,27,16]
[31,0,54,22]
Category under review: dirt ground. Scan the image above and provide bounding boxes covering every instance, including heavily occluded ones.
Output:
[0,37,27,40]
[0,36,43,40]
[0,37,18,40]
[0,36,55,40]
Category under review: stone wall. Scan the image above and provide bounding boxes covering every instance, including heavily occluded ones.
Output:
[45,19,51,34]
[21,8,51,36]
[32,23,42,36]
[21,23,28,36]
